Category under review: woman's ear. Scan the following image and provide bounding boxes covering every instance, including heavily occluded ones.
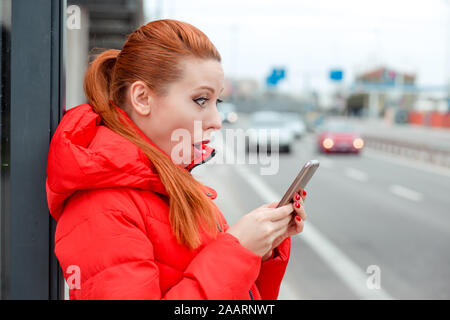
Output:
[129,80,151,116]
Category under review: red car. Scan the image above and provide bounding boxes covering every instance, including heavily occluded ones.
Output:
[317,121,364,154]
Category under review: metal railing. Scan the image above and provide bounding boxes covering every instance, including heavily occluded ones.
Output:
[362,135,450,168]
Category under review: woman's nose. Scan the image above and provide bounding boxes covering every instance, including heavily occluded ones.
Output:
[207,107,222,131]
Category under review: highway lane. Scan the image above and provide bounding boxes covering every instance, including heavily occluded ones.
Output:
[193,130,450,299]
[302,140,450,299]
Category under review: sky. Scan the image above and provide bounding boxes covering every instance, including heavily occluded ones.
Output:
[144,0,450,95]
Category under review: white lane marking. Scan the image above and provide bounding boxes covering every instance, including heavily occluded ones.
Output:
[363,149,450,179]
[232,164,394,300]
[64,281,69,300]
[345,167,369,182]
[389,184,423,202]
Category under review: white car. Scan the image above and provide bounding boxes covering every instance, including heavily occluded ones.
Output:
[218,103,239,123]
[282,112,306,139]
[246,111,295,153]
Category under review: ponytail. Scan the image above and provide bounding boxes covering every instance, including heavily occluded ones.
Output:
[83,47,223,250]
[83,49,120,116]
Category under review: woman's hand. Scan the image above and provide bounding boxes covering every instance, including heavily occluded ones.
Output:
[261,189,307,261]
[226,188,307,260]
[226,201,297,257]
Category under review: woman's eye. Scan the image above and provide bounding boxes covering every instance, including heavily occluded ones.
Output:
[194,97,208,106]
[194,97,224,107]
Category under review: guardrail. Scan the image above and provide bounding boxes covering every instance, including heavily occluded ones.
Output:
[362,135,450,168]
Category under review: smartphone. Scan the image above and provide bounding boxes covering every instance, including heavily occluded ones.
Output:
[276,160,320,208]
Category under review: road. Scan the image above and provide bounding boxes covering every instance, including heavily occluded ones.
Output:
[193,123,450,300]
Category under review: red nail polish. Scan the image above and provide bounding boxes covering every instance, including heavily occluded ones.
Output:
[295,215,301,222]
[295,194,301,201]
[294,201,301,209]
[302,190,307,197]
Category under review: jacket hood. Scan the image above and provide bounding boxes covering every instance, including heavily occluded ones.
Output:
[46,103,216,221]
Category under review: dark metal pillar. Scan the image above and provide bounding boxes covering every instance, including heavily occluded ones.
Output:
[1,0,65,299]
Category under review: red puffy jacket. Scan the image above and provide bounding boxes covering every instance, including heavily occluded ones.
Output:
[46,104,291,300]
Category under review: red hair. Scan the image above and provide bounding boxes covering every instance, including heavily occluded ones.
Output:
[83,19,223,250]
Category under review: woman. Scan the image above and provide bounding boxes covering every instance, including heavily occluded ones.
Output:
[46,19,307,300]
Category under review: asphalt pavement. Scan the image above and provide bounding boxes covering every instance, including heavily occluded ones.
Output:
[193,121,450,300]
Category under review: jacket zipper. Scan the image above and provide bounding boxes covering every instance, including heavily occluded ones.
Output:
[216,222,254,300]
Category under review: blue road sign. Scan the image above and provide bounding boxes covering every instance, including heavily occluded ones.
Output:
[330,69,343,81]
[266,68,286,87]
